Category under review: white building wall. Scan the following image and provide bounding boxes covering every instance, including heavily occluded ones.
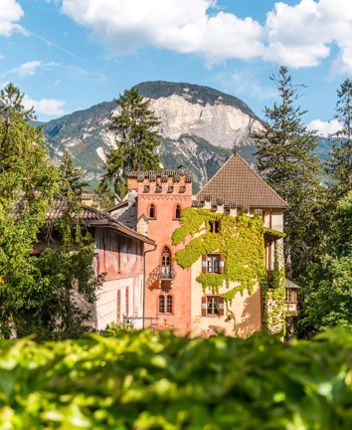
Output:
[95,275,144,331]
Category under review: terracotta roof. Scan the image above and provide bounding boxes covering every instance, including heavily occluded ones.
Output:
[196,154,288,209]
[48,194,155,245]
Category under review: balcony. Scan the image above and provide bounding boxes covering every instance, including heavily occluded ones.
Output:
[158,266,176,281]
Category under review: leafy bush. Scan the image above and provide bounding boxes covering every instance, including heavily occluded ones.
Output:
[1,329,352,429]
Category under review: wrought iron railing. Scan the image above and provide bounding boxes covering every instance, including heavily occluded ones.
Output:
[159,267,176,281]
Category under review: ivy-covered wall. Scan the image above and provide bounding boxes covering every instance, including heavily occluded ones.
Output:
[172,207,286,333]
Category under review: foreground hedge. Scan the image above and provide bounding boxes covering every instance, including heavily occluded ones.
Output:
[1,329,352,429]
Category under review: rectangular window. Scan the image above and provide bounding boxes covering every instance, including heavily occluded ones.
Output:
[166,295,173,313]
[209,221,220,233]
[285,289,297,303]
[117,290,121,322]
[125,287,129,317]
[207,255,220,273]
[201,296,225,317]
[265,241,273,271]
[207,296,220,315]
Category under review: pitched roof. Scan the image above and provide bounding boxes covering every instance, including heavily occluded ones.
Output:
[196,154,288,209]
[48,194,155,245]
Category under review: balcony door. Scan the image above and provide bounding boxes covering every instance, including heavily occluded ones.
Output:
[161,246,172,279]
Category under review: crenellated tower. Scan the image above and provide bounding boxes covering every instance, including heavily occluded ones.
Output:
[127,170,193,335]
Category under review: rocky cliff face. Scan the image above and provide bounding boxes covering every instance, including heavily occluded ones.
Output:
[44,81,262,192]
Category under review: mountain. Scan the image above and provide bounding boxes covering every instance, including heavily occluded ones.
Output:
[44,81,263,192]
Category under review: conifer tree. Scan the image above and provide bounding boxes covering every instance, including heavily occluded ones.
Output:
[99,87,161,200]
[326,79,352,197]
[59,151,87,200]
[254,66,322,279]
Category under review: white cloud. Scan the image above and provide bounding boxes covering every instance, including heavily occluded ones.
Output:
[61,0,264,65]
[263,0,352,72]
[59,0,352,73]
[12,61,42,77]
[8,61,59,78]
[23,96,65,116]
[307,119,342,137]
[0,0,24,36]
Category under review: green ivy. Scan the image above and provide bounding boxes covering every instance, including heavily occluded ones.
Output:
[172,208,286,332]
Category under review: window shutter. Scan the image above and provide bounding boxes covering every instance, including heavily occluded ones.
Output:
[219,297,225,316]
[201,296,207,316]
[219,254,225,274]
[202,255,207,273]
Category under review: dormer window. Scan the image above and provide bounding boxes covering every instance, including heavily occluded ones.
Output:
[175,205,181,220]
[149,204,156,219]
[209,221,220,233]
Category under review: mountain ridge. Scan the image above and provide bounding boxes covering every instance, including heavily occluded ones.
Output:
[42,80,261,192]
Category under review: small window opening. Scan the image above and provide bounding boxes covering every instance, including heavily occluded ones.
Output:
[167,295,173,313]
[175,205,181,219]
[207,255,220,273]
[159,295,165,313]
[209,221,220,233]
[207,296,220,315]
[149,204,156,219]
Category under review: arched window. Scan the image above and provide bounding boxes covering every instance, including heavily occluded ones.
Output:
[167,295,173,313]
[149,204,156,219]
[161,246,172,278]
[159,295,165,313]
[175,205,181,220]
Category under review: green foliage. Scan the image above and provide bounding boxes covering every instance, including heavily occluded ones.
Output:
[2,328,352,429]
[263,242,286,334]
[299,192,352,337]
[99,87,161,200]
[0,83,58,338]
[253,66,323,281]
[173,208,266,299]
[59,150,87,200]
[326,79,352,198]
[0,84,101,340]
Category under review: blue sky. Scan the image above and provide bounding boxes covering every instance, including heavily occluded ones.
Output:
[0,0,350,134]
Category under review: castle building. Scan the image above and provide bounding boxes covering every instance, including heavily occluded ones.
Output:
[113,154,296,337]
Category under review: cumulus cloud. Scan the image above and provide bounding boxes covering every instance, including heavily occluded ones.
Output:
[0,0,24,36]
[23,95,65,116]
[307,119,342,137]
[59,0,352,72]
[61,0,264,65]
[264,0,352,72]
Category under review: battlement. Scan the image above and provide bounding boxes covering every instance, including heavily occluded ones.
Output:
[128,170,192,195]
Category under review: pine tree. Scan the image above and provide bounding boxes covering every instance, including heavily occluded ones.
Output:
[254,66,322,279]
[326,79,352,197]
[99,87,161,200]
[59,151,87,200]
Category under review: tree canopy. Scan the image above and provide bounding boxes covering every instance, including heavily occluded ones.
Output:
[98,87,161,201]
[0,84,101,339]
[254,66,323,280]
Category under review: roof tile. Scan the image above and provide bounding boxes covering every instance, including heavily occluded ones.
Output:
[196,154,288,208]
